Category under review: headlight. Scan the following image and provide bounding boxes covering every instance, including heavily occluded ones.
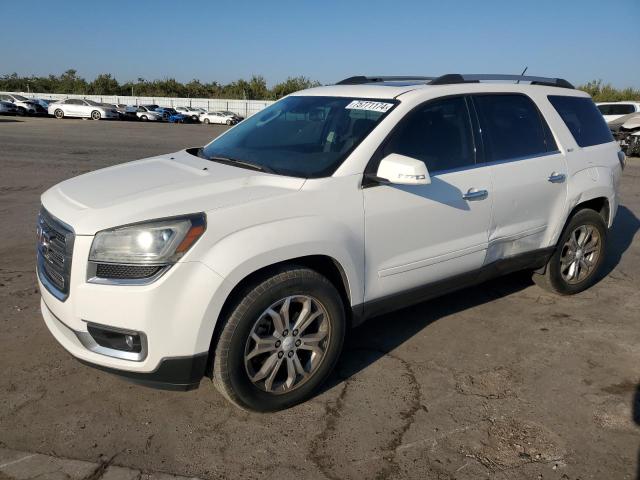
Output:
[89,214,206,265]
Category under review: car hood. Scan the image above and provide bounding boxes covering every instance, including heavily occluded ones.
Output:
[41,149,306,234]
[621,113,640,130]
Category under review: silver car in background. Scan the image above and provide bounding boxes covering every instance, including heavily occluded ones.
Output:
[0,100,19,115]
[0,93,40,115]
[135,105,163,121]
[48,99,119,120]
[174,106,202,121]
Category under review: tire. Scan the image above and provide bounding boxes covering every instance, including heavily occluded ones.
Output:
[91,110,101,120]
[191,115,198,122]
[54,109,64,119]
[17,107,27,116]
[140,115,148,121]
[213,267,346,412]
[203,118,210,124]
[533,208,607,295]
[226,119,232,125]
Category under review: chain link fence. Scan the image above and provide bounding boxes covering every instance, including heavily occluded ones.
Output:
[1,91,275,117]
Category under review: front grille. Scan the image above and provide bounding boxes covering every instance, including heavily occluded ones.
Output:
[95,263,162,279]
[37,208,74,300]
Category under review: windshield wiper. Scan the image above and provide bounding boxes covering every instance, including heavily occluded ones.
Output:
[198,149,277,174]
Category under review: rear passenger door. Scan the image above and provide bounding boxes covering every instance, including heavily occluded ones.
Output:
[471,94,568,261]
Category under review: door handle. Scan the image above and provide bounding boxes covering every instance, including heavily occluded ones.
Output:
[548,172,566,183]
[462,188,488,201]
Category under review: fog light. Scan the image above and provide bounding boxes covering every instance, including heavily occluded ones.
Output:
[87,324,142,353]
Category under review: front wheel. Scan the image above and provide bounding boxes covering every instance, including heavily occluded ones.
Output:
[226,119,232,125]
[54,109,64,119]
[533,209,607,295]
[213,267,346,411]
[91,110,101,120]
[203,118,210,124]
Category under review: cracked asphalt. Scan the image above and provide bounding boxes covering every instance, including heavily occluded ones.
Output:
[1,117,639,479]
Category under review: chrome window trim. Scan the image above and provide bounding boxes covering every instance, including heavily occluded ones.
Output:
[429,149,562,177]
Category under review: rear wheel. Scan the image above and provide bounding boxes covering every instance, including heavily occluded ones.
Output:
[54,109,64,119]
[140,115,148,121]
[17,107,27,116]
[213,267,346,412]
[226,119,232,125]
[203,118,210,124]
[533,209,607,295]
[91,110,101,120]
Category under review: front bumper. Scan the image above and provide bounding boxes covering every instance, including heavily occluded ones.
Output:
[38,234,225,389]
[42,301,208,390]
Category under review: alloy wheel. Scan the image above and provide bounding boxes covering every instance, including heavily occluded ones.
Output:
[244,295,331,394]
[560,224,602,284]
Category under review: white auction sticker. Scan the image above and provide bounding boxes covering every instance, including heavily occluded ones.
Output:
[345,100,394,113]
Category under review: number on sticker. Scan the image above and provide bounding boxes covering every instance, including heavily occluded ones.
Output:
[345,100,394,113]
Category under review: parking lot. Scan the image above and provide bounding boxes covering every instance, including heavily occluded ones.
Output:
[1,116,639,479]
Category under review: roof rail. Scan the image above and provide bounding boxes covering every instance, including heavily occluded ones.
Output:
[336,75,435,85]
[429,73,574,89]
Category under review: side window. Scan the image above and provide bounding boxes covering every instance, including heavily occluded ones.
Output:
[610,104,635,115]
[548,96,613,148]
[597,104,611,115]
[382,96,475,173]
[473,94,550,162]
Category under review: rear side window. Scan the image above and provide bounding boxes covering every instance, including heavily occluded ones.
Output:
[610,104,634,115]
[473,94,554,162]
[548,96,613,147]
[381,96,475,173]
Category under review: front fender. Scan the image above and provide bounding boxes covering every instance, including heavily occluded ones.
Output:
[194,215,364,346]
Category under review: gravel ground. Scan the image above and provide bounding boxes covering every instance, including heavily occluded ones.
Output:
[1,116,639,479]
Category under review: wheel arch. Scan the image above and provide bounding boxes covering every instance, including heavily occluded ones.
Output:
[569,196,610,225]
[202,254,354,378]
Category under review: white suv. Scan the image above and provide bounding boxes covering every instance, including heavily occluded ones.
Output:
[37,74,624,411]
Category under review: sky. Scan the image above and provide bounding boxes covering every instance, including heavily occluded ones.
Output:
[1,0,639,88]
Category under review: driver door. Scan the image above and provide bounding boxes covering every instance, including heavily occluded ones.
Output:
[363,96,493,305]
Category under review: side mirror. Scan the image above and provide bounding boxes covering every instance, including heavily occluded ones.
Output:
[375,153,431,185]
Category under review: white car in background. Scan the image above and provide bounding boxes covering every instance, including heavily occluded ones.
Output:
[48,99,119,120]
[597,102,640,123]
[175,106,202,121]
[200,111,239,125]
[0,93,39,115]
[135,105,163,121]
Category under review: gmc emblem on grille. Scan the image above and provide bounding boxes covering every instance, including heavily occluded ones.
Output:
[37,224,52,259]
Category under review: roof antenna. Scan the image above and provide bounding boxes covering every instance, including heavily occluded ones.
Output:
[516,66,528,84]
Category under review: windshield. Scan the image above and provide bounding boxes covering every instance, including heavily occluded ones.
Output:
[85,100,101,106]
[201,96,396,178]
[13,94,28,101]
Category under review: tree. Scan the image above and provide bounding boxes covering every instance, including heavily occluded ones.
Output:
[88,73,120,95]
[271,76,322,99]
[56,69,88,94]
